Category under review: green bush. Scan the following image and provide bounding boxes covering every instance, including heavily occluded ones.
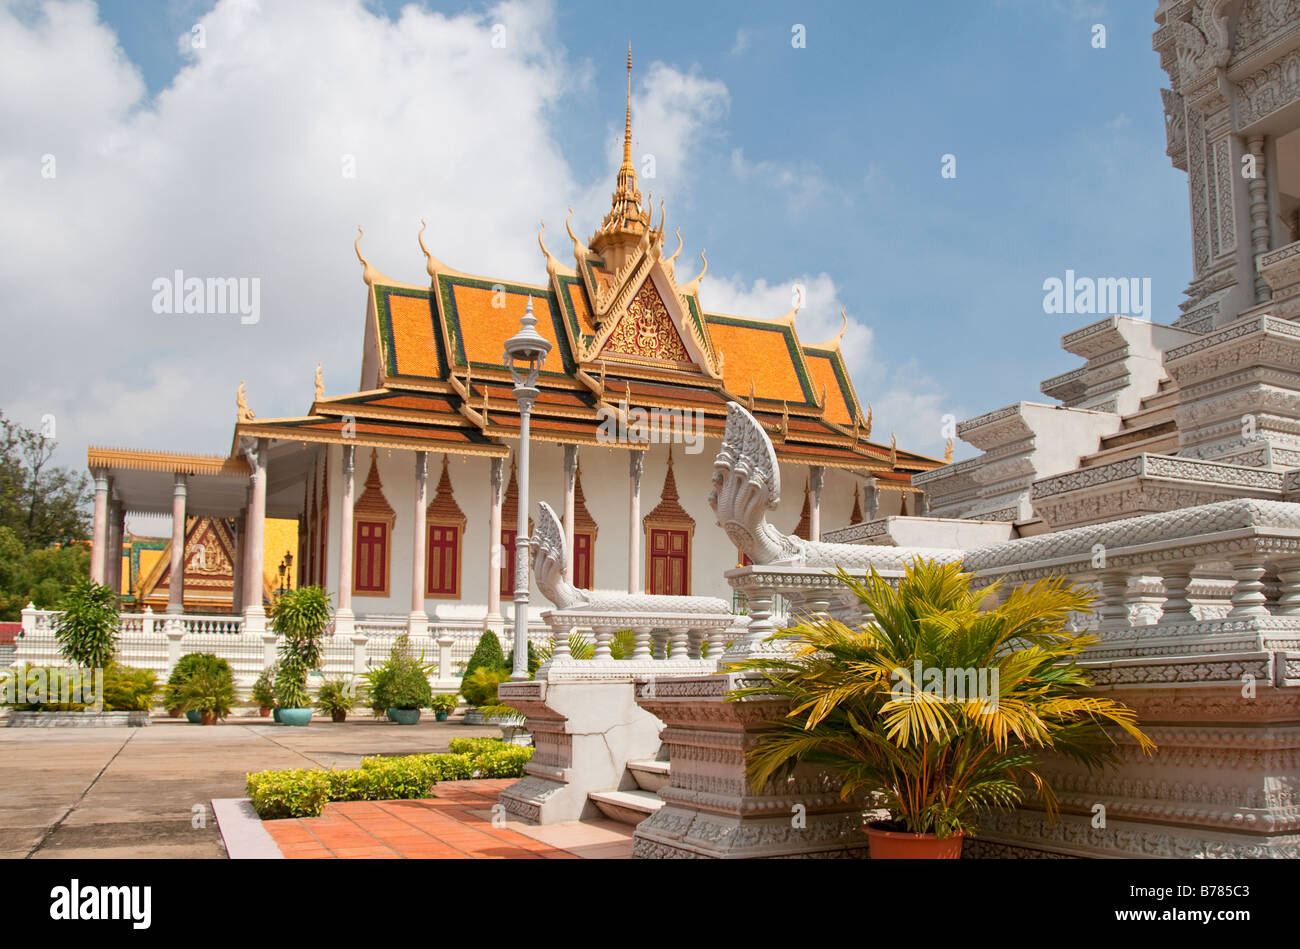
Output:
[245,740,533,819]
[100,665,158,711]
[246,769,333,820]
[165,653,230,712]
[462,630,506,680]
[178,663,236,718]
[448,736,506,756]
[429,693,458,716]
[474,744,534,778]
[251,665,277,708]
[273,655,311,709]
[460,667,509,707]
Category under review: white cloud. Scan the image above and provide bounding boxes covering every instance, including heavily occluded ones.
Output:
[1,0,588,477]
[699,272,965,458]
[730,147,827,211]
[730,28,750,55]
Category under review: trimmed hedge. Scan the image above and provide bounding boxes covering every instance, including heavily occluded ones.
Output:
[246,739,534,819]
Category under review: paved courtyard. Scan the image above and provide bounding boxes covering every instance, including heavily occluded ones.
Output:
[0,714,501,859]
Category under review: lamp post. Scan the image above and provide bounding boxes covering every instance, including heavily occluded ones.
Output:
[277,551,294,597]
[503,297,551,680]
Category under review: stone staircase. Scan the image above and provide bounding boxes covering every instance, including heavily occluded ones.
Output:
[1079,377,1180,467]
[586,755,669,826]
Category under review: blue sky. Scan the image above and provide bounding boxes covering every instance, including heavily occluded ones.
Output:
[0,0,1188,478]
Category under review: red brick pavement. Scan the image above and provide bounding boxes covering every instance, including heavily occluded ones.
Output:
[262,779,586,859]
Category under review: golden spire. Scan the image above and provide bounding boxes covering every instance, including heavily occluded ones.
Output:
[314,362,324,402]
[944,437,954,463]
[237,381,255,422]
[623,43,633,167]
[592,45,651,257]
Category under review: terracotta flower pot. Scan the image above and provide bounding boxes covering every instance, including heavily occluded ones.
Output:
[200,711,218,726]
[331,710,347,723]
[864,821,964,859]
[259,707,271,718]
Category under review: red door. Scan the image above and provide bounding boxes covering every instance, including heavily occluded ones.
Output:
[648,528,689,595]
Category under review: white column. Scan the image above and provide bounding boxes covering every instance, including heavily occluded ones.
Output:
[106,499,125,599]
[90,470,109,585]
[409,451,429,636]
[334,445,356,636]
[167,474,188,614]
[563,444,578,583]
[864,477,879,520]
[244,441,268,633]
[485,457,504,631]
[628,452,644,594]
[808,465,824,542]
[231,510,246,616]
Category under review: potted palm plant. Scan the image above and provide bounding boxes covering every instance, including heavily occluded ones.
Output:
[177,663,235,724]
[731,559,1156,859]
[273,660,312,726]
[316,679,356,723]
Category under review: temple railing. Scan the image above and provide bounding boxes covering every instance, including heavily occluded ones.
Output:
[11,606,552,691]
[722,499,1300,685]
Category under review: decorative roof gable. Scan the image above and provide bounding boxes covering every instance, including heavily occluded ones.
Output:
[355,449,395,520]
[427,454,467,527]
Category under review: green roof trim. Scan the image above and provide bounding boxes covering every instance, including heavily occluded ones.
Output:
[804,348,860,424]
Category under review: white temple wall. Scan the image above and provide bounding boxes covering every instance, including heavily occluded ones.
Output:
[312,438,873,623]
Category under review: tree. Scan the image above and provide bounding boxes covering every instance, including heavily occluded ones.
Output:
[463,630,506,680]
[54,577,119,668]
[0,525,90,620]
[0,411,92,550]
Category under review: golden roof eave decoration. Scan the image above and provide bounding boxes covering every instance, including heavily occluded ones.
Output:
[806,309,850,351]
[538,220,576,278]
[237,381,255,423]
[314,363,324,403]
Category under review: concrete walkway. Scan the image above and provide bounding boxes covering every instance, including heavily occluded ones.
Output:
[0,714,500,859]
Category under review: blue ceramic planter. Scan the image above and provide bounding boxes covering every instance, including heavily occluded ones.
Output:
[391,708,421,725]
[385,707,398,722]
[272,707,282,723]
[279,708,313,726]
[185,710,202,724]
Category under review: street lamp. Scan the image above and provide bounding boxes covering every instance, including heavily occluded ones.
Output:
[503,296,551,680]
[277,550,294,597]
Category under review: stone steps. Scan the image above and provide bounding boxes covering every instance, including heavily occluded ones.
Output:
[588,789,664,825]
[626,758,670,792]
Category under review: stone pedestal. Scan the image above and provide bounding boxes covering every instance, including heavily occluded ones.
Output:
[632,672,870,859]
[497,670,663,824]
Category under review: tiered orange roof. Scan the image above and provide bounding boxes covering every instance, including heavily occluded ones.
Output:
[232,51,942,481]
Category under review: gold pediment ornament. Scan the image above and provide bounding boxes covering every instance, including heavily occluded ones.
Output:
[599,278,691,364]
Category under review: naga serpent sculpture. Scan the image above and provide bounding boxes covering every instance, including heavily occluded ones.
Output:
[709,402,957,571]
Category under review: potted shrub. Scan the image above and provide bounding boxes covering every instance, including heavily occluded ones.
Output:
[732,560,1156,859]
[388,660,432,726]
[317,679,356,723]
[166,654,231,722]
[251,665,276,717]
[270,587,332,725]
[273,661,312,726]
[481,704,530,745]
[430,693,458,721]
[177,663,235,724]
